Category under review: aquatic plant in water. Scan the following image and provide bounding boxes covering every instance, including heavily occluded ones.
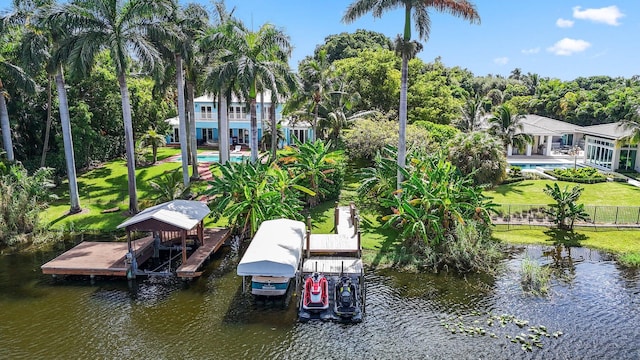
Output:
[440,311,563,352]
[520,256,552,296]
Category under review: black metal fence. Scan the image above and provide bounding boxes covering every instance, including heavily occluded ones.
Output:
[492,204,640,226]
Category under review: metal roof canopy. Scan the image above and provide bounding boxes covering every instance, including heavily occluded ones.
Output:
[117,200,212,277]
[117,200,210,232]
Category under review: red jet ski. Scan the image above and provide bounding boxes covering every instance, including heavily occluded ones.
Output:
[302,272,329,311]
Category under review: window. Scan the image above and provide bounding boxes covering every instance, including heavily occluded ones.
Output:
[200,106,213,119]
[229,105,244,120]
[172,128,179,143]
[202,128,213,141]
[585,136,615,169]
[292,129,307,144]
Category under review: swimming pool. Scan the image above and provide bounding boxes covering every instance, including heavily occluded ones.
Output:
[175,154,245,163]
[509,162,572,170]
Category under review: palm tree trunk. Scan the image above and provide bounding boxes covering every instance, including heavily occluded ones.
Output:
[397,53,408,189]
[187,80,198,180]
[219,93,230,164]
[117,72,139,214]
[55,67,81,214]
[175,54,189,187]
[313,101,319,142]
[250,97,258,162]
[40,76,53,167]
[0,87,15,162]
[270,100,277,159]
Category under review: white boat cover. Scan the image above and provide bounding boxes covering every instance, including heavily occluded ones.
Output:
[237,219,305,278]
[117,200,210,231]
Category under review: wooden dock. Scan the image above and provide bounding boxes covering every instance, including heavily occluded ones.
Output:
[302,256,363,275]
[41,237,155,277]
[176,228,231,278]
[41,228,231,279]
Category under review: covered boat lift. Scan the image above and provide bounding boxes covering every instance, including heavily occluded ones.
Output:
[237,219,305,294]
[117,200,230,279]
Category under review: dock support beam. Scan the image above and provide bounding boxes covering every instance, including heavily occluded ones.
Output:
[306,230,311,258]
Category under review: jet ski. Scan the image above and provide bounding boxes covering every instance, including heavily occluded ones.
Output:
[334,276,360,318]
[302,272,329,311]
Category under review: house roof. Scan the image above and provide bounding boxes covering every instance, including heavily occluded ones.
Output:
[237,219,305,278]
[521,114,583,134]
[117,200,210,231]
[165,116,179,126]
[581,122,633,140]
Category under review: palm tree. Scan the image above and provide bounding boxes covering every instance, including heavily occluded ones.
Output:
[298,49,334,142]
[200,1,241,165]
[205,21,294,163]
[4,0,84,213]
[0,28,36,162]
[488,105,532,155]
[139,128,166,163]
[50,0,175,214]
[617,109,640,145]
[342,0,480,189]
[455,92,485,132]
[169,2,208,182]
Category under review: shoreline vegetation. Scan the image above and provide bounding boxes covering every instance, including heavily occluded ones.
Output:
[2,145,639,269]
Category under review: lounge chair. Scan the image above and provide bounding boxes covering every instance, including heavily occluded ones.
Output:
[231,145,241,153]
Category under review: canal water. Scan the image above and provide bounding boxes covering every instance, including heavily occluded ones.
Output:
[1,242,639,359]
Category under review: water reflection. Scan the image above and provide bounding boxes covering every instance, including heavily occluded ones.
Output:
[0,244,639,359]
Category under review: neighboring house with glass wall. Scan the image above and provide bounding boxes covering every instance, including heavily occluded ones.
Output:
[581,123,639,172]
[165,91,313,148]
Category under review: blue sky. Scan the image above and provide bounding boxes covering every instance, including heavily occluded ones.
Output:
[2,1,637,80]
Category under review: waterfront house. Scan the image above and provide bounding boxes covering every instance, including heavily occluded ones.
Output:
[165,91,313,148]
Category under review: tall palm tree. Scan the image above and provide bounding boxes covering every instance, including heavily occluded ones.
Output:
[342,0,480,189]
[205,21,294,163]
[298,49,334,142]
[618,111,640,145]
[488,105,532,155]
[0,25,36,162]
[51,0,175,214]
[200,1,240,165]
[4,0,83,213]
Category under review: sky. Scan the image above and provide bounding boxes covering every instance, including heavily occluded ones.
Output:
[2,0,638,81]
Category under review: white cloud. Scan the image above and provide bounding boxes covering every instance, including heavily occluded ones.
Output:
[493,57,509,65]
[573,6,624,26]
[547,38,591,56]
[521,47,540,55]
[556,18,575,28]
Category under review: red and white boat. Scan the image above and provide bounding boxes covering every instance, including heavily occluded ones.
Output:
[302,272,329,311]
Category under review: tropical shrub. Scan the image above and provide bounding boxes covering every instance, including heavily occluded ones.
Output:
[203,160,313,237]
[148,169,190,205]
[343,118,430,160]
[543,183,590,230]
[0,163,56,246]
[447,131,508,187]
[548,167,606,183]
[359,148,501,272]
[280,140,345,206]
[413,120,460,145]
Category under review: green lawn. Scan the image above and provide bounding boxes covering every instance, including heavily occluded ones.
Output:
[43,147,187,231]
[486,180,640,206]
[493,226,640,256]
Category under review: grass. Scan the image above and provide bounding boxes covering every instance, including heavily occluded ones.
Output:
[42,147,190,231]
[37,152,640,268]
[520,256,551,296]
[493,226,640,266]
[486,180,640,206]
